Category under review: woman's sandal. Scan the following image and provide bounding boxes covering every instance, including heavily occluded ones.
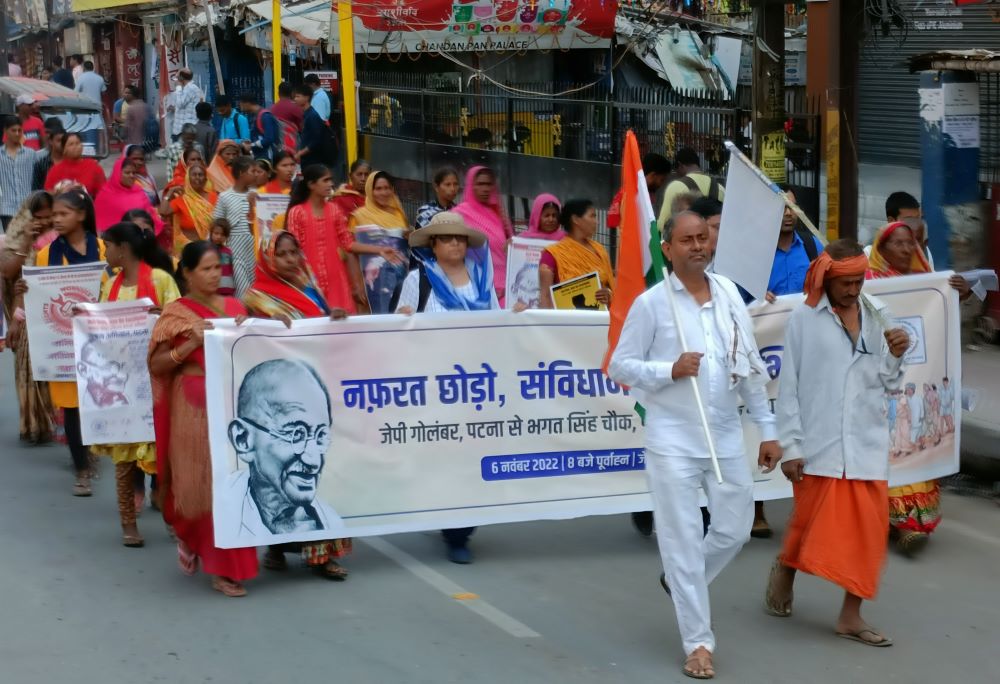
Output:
[212,576,247,597]
[683,648,715,680]
[764,559,793,617]
[177,542,198,576]
[836,628,893,647]
[262,549,288,571]
[122,534,145,548]
[72,477,92,497]
[315,561,349,581]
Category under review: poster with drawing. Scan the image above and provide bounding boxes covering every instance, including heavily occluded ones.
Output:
[505,237,551,310]
[23,263,106,381]
[72,300,157,445]
[550,271,603,310]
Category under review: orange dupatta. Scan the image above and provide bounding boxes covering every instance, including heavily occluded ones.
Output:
[544,237,616,289]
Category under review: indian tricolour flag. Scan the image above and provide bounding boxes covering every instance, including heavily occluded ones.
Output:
[602,131,665,373]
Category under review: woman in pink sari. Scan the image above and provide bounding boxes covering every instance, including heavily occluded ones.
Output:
[94,155,164,235]
[453,166,513,304]
[520,194,564,241]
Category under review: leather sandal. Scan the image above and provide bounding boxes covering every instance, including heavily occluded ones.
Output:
[212,576,248,597]
[72,476,92,497]
[122,534,145,548]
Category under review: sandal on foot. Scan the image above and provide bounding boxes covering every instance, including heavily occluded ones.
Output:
[122,534,145,548]
[764,559,793,617]
[177,542,198,576]
[315,561,349,581]
[212,576,247,597]
[262,549,288,571]
[896,531,929,557]
[72,477,92,497]
[683,649,715,680]
[750,519,773,539]
[836,628,893,647]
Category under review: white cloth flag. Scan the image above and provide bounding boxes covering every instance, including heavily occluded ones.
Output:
[714,142,787,300]
[23,262,106,381]
[73,300,157,445]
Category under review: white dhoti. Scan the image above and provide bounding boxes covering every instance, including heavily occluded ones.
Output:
[644,451,754,654]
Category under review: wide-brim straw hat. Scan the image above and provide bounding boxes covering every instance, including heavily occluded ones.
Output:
[408,211,488,249]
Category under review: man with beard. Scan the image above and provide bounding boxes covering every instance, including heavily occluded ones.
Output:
[226,359,341,538]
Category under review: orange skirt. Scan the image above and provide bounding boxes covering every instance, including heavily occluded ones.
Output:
[780,475,889,600]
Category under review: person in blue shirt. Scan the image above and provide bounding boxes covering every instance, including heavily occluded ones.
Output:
[764,188,824,302]
[304,73,331,123]
[214,94,250,145]
[238,94,280,161]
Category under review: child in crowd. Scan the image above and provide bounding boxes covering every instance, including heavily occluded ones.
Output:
[212,156,257,296]
[210,218,236,296]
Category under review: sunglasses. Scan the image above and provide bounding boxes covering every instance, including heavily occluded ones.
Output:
[434,234,468,244]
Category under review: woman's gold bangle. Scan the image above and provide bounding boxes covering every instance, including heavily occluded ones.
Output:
[169,348,184,365]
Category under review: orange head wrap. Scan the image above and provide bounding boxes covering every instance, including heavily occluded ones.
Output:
[803,251,870,307]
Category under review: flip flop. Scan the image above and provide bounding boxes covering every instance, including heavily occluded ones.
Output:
[315,561,349,581]
[836,629,893,647]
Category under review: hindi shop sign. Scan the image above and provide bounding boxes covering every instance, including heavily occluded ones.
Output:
[205,310,647,548]
[331,0,616,54]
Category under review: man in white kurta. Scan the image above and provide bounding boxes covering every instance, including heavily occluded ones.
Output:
[609,211,781,679]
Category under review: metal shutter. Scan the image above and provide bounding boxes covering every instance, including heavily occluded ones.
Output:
[857,1,1000,167]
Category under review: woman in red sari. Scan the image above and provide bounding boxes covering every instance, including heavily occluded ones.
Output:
[285,164,396,312]
[331,158,370,216]
[44,133,107,198]
[148,241,259,596]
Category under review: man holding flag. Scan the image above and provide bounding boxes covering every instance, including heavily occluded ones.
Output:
[607,162,782,677]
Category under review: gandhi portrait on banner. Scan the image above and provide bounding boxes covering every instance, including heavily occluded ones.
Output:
[224,359,341,539]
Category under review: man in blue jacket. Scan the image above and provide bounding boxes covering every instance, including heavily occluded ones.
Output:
[292,85,330,168]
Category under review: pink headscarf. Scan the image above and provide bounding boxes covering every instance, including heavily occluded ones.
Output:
[520,193,564,241]
[94,156,165,235]
[453,165,514,299]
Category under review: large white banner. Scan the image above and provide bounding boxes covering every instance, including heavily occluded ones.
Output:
[205,272,961,548]
[23,263,106,382]
[72,300,156,446]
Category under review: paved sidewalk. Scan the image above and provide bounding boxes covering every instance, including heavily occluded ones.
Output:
[961,344,1000,475]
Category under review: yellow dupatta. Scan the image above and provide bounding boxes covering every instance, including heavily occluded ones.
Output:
[348,171,408,231]
[545,237,616,290]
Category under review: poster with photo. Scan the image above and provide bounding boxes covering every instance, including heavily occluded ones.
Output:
[254,193,290,246]
[353,225,409,314]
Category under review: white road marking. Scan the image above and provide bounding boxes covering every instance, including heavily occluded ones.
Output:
[943,519,1000,550]
[361,536,541,639]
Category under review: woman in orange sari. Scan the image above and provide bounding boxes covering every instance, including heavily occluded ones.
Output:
[205,140,241,193]
[164,147,207,192]
[159,163,218,252]
[148,241,259,597]
[538,199,614,309]
[866,220,970,556]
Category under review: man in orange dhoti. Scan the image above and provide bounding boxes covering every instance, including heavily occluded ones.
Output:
[764,240,910,647]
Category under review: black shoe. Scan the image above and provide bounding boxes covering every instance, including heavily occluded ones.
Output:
[631,511,654,537]
[659,573,671,597]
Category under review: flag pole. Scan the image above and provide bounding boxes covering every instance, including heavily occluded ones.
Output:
[660,266,724,485]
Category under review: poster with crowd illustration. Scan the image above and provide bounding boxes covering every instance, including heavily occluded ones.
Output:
[203,272,961,548]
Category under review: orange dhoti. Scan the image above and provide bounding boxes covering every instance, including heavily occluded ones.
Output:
[780,475,889,600]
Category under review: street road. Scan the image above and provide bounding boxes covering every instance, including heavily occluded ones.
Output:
[0,356,997,684]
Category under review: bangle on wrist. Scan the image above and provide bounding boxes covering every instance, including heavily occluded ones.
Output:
[169,348,184,365]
